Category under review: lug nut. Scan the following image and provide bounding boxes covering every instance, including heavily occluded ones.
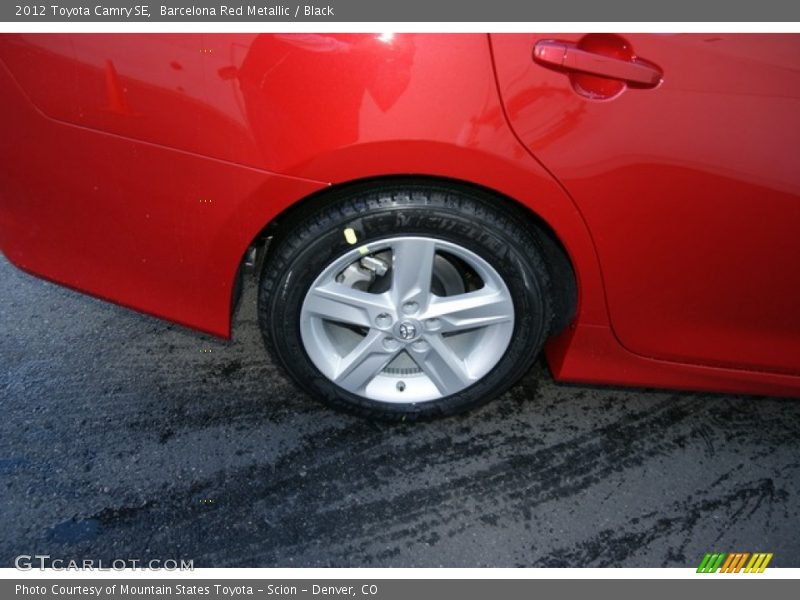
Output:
[411,340,428,352]
[402,301,419,315]
[375,313,392,328]
[383,337,400,351]
[425,318,441,331]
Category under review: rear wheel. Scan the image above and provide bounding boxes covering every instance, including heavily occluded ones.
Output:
[258,182,554,420]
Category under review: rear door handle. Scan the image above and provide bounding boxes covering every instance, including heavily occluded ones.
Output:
[534,40,662,87]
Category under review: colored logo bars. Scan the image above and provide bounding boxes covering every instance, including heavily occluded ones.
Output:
[697,553,773,573]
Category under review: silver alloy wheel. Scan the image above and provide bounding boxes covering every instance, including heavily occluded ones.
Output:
[299,236,515,403]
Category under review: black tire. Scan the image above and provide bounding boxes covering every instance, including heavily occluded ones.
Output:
[258,180,554,420]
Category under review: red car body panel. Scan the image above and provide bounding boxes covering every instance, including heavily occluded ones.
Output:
[492,33,800,376]
[1,33,799,397]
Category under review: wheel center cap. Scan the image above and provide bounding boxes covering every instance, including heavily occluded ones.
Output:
[395,320,420,342]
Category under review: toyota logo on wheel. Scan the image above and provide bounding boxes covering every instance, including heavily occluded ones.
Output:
[398,322,417,340]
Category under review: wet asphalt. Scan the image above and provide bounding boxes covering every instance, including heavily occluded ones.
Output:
[1,253,799,568]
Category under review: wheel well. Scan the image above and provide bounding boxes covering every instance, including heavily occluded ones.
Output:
[248,175,577,336]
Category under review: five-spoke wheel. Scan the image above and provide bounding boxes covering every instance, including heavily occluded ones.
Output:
[258,182,553,419]
[300,236,515,403]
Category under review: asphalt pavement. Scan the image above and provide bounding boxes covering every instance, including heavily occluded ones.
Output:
[1,254,799,568]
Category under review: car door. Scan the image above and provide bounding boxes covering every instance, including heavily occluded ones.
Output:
[491,33,800,374]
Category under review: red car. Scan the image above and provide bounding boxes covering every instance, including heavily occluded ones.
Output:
[1,33,799,418]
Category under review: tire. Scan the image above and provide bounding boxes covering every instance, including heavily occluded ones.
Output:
[258,180,554,420]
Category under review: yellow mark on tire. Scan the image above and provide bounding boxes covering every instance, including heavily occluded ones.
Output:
[344,228,357,244]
